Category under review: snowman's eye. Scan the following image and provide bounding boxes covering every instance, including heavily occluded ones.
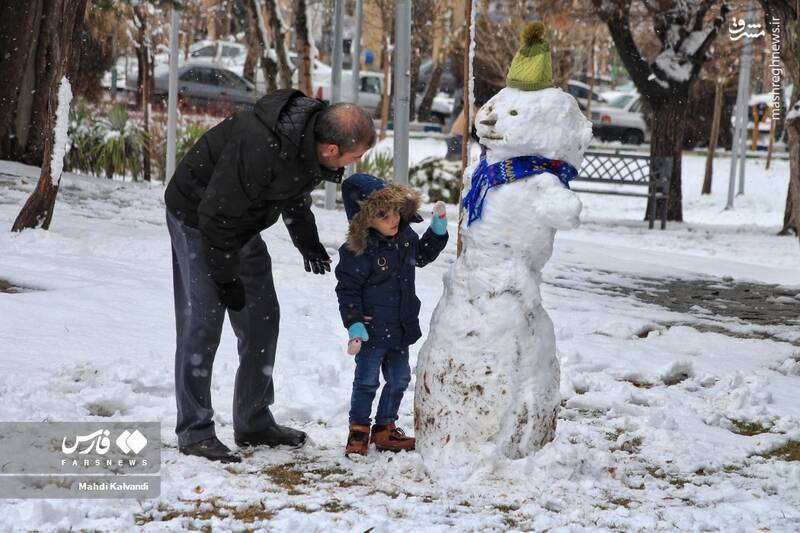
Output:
[509,110,518,116]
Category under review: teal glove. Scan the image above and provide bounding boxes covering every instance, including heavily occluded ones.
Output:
[348,322,369,342]
[430,201,448,236]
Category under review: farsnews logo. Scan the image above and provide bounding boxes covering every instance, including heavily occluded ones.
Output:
[115,429,148,454]
[62,428,148,455]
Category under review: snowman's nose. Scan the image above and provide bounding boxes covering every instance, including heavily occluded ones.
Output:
[479,117,497,126]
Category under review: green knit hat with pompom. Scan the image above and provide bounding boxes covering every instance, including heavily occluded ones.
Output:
[506,21,553,91]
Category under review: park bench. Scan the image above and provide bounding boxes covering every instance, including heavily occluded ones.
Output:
[572,151,672,230]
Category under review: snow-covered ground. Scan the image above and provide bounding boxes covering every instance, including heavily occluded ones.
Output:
[0,145,798,531]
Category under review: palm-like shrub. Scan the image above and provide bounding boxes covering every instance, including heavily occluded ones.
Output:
[92,104,146,180]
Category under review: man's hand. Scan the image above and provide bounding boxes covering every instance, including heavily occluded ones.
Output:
[216,279,246,311]
[302,243,332,275]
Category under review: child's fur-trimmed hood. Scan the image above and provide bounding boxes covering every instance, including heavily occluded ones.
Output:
[342,174,422,255]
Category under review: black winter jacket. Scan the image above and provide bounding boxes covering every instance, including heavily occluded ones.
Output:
[165,89,343,283]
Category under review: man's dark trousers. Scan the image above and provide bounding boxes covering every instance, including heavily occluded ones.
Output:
[167,209,280,447]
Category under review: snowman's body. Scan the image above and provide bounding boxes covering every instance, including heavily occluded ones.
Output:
[415,87,592,468]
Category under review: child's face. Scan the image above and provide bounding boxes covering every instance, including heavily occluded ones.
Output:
[371,208,400,237]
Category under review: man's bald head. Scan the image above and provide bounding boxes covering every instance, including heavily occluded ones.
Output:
[314,103,376,153]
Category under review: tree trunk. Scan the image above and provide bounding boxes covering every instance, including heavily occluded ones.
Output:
[133,5,152,182]
[0,0,42,161]
[409,48,421,122]
[243,2,259,84]
[0,0,86,167]
[379,38,392,140]
[586,31,597,118]
[417,60,444,122]
[249,0,278,92]
[264,0,293,89]
[702,80,724,195]
[750,105,761,150]
[206,0,219,40]
[11,0,86,231]
[780,117,800,235]
[294,0,313,96]
[765,110,777,169]
[12,89,64,231]
[647,101,687,221]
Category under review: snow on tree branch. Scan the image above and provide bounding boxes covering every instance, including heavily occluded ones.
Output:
[652,1,729,84]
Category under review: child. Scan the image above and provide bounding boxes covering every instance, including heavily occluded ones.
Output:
[335,173,448,456]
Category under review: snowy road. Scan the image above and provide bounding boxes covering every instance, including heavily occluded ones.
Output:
[0,156,798,531]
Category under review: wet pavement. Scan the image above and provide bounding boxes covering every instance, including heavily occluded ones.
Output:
[548,270,800,346]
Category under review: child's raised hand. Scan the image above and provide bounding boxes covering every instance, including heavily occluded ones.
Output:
[430,201,448,236]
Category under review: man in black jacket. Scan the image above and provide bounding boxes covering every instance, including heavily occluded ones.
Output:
[165,89,375,463]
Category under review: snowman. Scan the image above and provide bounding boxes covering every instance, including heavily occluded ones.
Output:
[414,22,593,470]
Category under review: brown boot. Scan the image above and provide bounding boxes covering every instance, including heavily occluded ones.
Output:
[345,423,370,456]
[370,423,415,452]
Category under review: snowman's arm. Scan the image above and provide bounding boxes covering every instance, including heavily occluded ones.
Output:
[334,246,371,328]
[415,227,448,268]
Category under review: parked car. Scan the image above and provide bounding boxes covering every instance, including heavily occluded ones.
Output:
[416,58,458,96]
[590,93,649,145]
[315,71,454,123]
[567,79,607,109]
[185,40,248,68]
[147,64,258,112]
[600,80,637,102]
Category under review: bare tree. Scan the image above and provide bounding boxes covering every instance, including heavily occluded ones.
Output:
[593,0,730,221]
[68,2,128,101]
[376,0,394,139]
[247,0,278,92]
[698,33,742,194]
[417,3,458,122]
[264,0,293,89]
[10,0,88,231]
[130,3,154,181]
[295,0,314,96]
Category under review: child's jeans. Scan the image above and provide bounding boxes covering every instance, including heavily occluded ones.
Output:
[349,346,411,426]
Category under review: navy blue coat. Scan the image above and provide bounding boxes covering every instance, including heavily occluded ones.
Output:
[334,174,448,348]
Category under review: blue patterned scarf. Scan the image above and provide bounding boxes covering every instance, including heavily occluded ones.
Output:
[462,148,578,226]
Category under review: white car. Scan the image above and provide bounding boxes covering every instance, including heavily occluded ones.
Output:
[315,71,455,122]
[184,40,248,68]
[567,79,607,109]
[600,81,637,102]
[591,93,650,145]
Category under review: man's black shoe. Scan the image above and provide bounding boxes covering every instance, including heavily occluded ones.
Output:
[234,424,307,448]
[179,436,242,463]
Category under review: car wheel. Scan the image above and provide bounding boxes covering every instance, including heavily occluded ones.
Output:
[623,130,644,145]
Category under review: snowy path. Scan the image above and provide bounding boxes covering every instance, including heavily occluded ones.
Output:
[0,157,798,531]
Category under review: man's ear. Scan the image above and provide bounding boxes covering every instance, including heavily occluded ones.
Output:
[320,143,340,158]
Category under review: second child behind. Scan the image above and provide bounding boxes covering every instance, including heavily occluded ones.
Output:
[335,173,448,456]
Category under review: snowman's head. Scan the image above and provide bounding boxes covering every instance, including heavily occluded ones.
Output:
[475,87,593,168]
